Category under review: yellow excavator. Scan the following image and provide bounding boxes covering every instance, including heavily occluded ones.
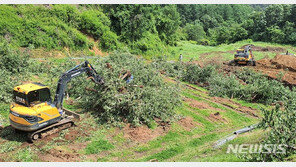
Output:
[9,61,104,142]
[229,45,256,66]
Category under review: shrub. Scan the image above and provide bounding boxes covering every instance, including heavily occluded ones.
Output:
[79,10,111,39]
[208,73,243,98]
[99,31,119,51]
[0,41,30,102]
[184,22,206,42]
[0,41,30,73]
[244,103,296,161]
[182,64,216,84]
[235,69,296,104]
[132,32,166,57]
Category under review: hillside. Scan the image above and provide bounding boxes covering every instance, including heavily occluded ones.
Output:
[0,4,295,162]
[0,77,264,162]
[1,40,295,162]
[0,4,295,58]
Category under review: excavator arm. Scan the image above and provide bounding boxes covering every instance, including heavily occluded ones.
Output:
[53,61,103,112]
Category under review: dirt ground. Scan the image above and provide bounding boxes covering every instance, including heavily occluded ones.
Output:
[254,54,296,87]
[198,45,296,88]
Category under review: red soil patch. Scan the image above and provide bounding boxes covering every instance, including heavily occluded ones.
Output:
[39,148,81,162]
[271,54,296,72]
[249,46,285,52]
[185,97,224,112]
[208,112,228,123]
[211,97,259,118]
[64,126,92,141]
[123,123,169,143]
[177,117,201,131]
[67,142,88,153]
[255,54,296,87]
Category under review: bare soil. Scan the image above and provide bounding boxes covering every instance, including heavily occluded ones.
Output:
[254,54,296,87]
[211,97,259,118]
[242,45,285,52]
[122,123,169,143]
[177,117,201,131]
[39,148,81,162]
[185,97,224,113]
[208,112,228,123]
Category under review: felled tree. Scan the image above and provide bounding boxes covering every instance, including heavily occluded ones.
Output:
[79,52,181,126]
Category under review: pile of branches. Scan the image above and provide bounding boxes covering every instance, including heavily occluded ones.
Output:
[74,52,181,126]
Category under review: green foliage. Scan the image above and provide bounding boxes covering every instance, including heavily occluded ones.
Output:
[235,69,296,104]
[209,24,248,45]
[85,139,114,154]
[99,31,119,51]
[0,40,30,103]
[155,5,181,45]
[182,63,216,84]
[79,9,119,51]
[132,32,166,56]
[77,52,181,126]
[208,73,242,98]
[152,57,184,78]
[155,60,296,105]
[184,22,206,42]
[0,5,90,50]
[0,40,30,73]
[244,104,296,161]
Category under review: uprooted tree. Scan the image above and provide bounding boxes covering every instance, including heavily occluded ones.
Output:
[71,52,181,126]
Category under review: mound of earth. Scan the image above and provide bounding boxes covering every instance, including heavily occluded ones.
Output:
[255,54,296,87]
[270,54,296,72]
[241,45,285,52]
[123,123,169,143]
[208,112,228,123]
[177,117,201,131]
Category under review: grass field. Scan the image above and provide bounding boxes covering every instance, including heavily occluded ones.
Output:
[166,40,296,62]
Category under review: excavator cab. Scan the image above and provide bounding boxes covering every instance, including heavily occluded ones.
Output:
[14,87,51,107]
[10,83,61,132]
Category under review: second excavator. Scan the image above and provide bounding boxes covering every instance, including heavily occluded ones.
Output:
[229,45,256,66]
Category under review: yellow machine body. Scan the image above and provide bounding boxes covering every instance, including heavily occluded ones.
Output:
[9,83,61,132]
[234,49,251,64]
[232,46,256,66]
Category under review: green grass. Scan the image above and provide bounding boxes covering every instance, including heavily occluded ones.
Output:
[13,147,37,162]
[85,139,114,154]
[143,144,185,161]
[0,103,9,126]
[167,40,295,62]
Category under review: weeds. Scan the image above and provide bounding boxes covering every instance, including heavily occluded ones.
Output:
[85,139,114,154]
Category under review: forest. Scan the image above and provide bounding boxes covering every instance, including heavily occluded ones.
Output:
[0,4,295,56]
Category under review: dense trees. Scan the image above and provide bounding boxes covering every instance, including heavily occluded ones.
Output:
[0,4,295,56]
[177,4,296,45]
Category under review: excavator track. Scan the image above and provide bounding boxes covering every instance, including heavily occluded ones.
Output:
[27,118,74,143]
